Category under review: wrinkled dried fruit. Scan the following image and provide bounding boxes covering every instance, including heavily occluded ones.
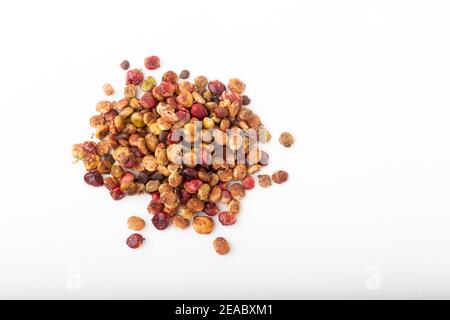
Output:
[213,237,230,255]
[279,132,295,147]
[152,212,171,230]
[172,215,189,229]
[257,174,272,188]
[110,187,125,200]
[103,83,114,96]
[144,55,160,70]
[229,183,245,200]
[208,80,226,96]
[218,211,237,226]
[127,216,145,231]
[228,78,246,94]
[84,170,103,186]
[242,175,254,190]
[192,216,214,234]
[272,170,289,184]
[126,233,145,249]
[126,69,144,85]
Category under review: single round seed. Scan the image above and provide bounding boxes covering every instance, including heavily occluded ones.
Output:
[103,83,114,96]
[179,69,190,79]
[213,237,230,255]
[120,60,130,70]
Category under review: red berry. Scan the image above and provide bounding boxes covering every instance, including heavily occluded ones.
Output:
[147,199,164,214]
[152,212,171,230]
[184,179,203,194]
[126,69,144,85]
[208,80,226,96]
[203,202,219,216]
[180,189,191,204]
[104,177,118,191]
[191,103,208,120]
[84,170,103,187]
[219,211,237,226]
[110,187,125,200]
[218,182,228,190]
[144,56,160,70]
[151,192,161,202]
[242,175,255,190]
[120,172,135,184]
[126,233,145,249]
[159,81,175,97]
[82,141,97,154]
[140,92,158,109]
[167,130,183,144]
[221,91,243,106]
[176,109,191,124]
[182,168,198,179]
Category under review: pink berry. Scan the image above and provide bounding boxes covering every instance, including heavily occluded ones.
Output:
[110,187,125,200]
[120,172,135,184]
[126,69,144,85]
[203,202,219,216]
[219,211,237,226]
[191,103,208,120]
[180,189,191,204]
[242,175,255,190]
[184,179,203,194]
[144,56,160,70]
[140,92,158,109]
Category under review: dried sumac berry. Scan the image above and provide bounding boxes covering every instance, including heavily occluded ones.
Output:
[126,233,145,249]
[219,211,237,226]
[84,170,103,187]
[152,212,171,230]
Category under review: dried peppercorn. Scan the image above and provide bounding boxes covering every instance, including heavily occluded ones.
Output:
[179,69,190,79]
[279,132,295,147]
[127,216,145,231]
[126,233,145,249]
[120,60,130,70]
[242,95,251,105]
[110,187,125,200]
[272,170,289,184]
[213,237,230,255]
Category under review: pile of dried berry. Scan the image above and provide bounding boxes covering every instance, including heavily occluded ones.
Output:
[72,56,294,254]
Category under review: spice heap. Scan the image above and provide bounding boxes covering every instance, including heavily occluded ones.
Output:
[72,56,293,254]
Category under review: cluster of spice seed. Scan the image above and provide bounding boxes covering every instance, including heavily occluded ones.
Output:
[72,55,292,254]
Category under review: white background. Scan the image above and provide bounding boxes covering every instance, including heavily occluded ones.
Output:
[0,0,449,299]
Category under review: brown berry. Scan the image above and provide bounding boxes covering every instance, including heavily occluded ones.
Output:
[272,170,289,184]
[127,216,145,231]
[213,237,230,255]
